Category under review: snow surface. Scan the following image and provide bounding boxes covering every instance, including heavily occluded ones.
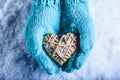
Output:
[0,0,120,80]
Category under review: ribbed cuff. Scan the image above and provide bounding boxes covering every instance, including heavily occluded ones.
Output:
[32,0,60,7]
[64,0,88,5]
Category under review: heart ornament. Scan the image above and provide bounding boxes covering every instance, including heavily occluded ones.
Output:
[43,33,77,66]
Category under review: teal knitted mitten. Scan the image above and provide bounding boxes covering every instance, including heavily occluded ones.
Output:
[60,0,94,72]
[24,0,61,75]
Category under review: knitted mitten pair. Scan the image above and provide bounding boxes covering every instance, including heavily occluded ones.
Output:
[25,0,94,75]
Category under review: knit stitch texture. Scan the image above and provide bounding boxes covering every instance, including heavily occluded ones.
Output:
[24,0,94,74]
[25,0,61,75]
[60,0,94,72]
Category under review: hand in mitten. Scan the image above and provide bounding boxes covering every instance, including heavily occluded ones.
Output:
[60,0,94,72]
[24,0,61,75]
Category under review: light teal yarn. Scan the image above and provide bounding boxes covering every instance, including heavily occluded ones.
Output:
[60,0,94,72]
[24,0,94,74]
[24,0,61,75]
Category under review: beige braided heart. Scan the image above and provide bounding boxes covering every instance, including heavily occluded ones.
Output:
[43,33,77,66]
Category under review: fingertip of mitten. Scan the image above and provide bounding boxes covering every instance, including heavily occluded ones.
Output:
[66,68,74,73]
[35,52,60,75]
[47,66,60,75]
[80,40,94,53]
[62,65,74,73]
[74,52,89,69]
[74,63,82,69]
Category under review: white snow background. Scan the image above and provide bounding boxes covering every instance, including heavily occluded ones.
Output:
[0,0,120,80]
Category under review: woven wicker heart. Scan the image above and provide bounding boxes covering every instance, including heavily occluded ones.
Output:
[43,33,77,66]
